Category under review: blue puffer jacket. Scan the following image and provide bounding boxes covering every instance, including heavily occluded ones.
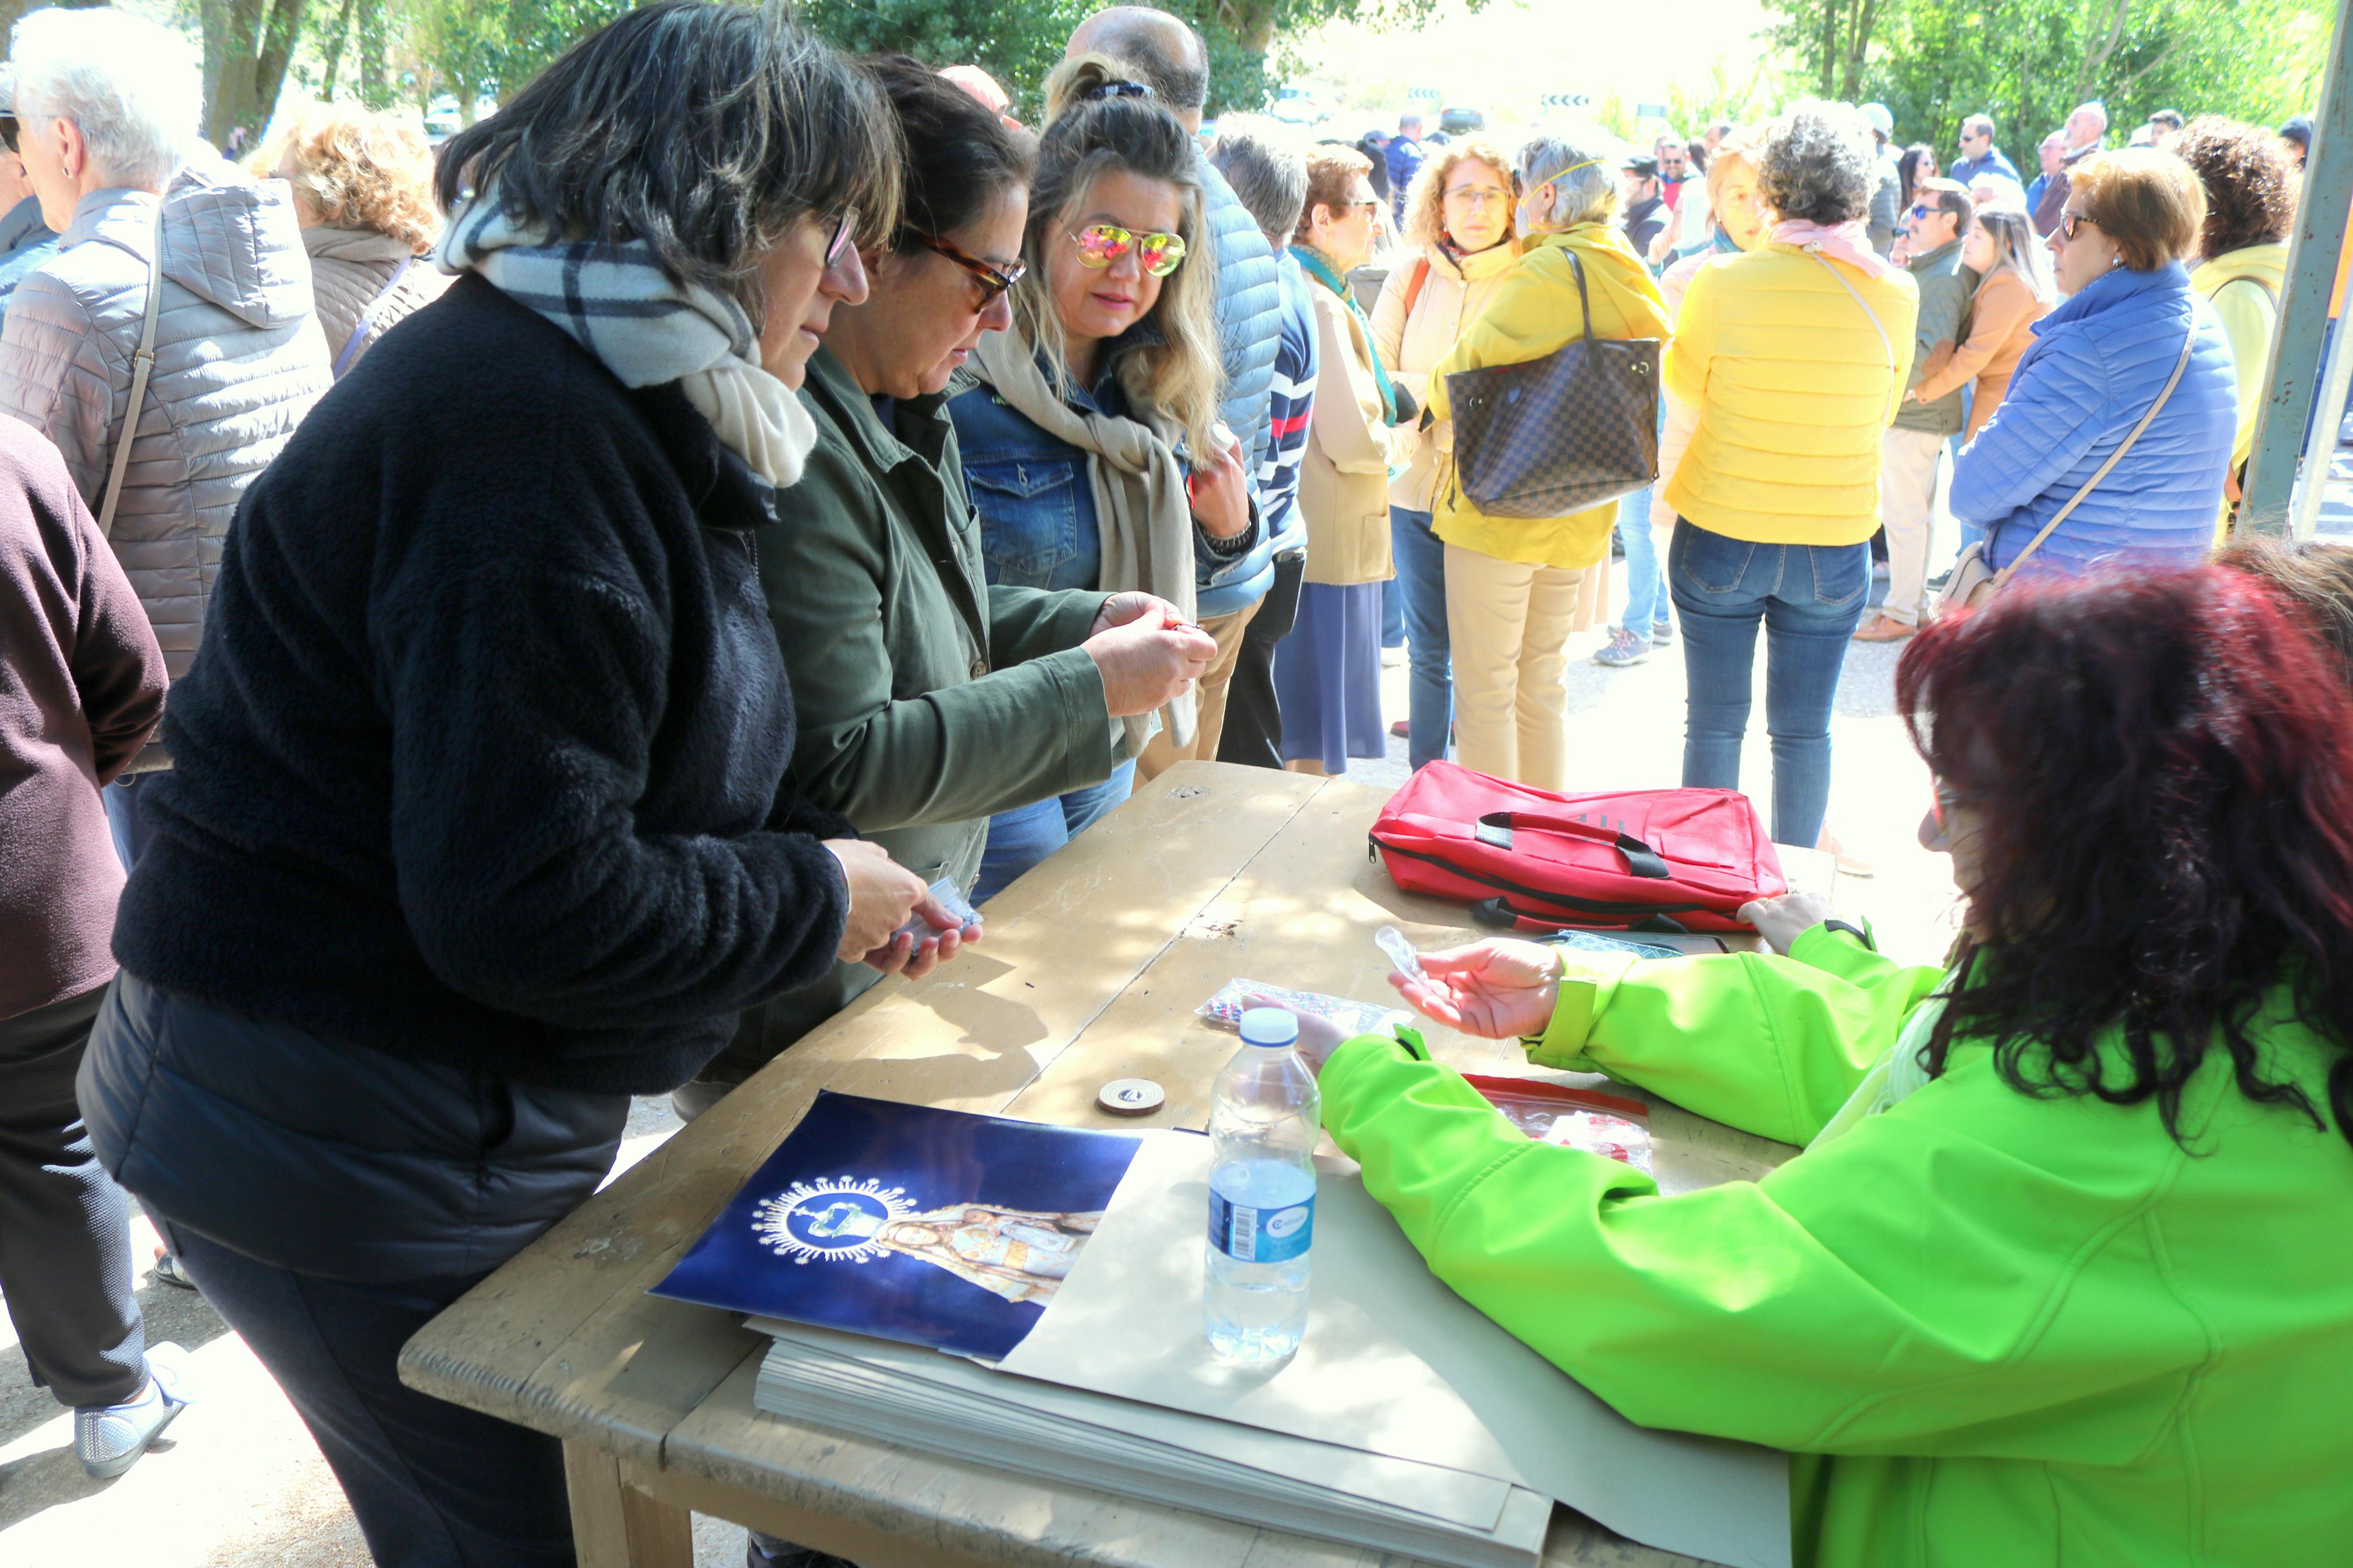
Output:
[1199,153,1280,619]
[1952,263,2235,579]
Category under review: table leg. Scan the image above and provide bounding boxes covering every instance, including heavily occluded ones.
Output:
[566,1442,694,1568]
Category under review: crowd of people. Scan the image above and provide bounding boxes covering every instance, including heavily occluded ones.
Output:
[1,2,2349,1567]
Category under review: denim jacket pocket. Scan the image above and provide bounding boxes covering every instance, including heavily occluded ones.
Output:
[964,457,1084,588]
[1671,521,1756,596]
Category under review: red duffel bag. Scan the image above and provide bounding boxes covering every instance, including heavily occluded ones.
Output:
[1368,761,1784,933]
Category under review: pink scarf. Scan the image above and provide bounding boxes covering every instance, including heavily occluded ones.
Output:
[1771,219,1896,280]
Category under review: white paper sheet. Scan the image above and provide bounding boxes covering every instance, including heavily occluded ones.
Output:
[996,1130,1793,1568]
[748,1318,1524,1535]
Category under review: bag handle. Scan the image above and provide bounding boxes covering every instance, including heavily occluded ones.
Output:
[1564,248,1598,349]
[98,210,163,539]
[1474,810,1672,879]
[1989,326,2194,589]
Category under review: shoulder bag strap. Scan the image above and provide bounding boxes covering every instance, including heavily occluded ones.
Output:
[98,213,164,540]
[1401,255,1432,320]
[1990,326,2195,588]
[330,252,416,379]
[1804,251,1894,373]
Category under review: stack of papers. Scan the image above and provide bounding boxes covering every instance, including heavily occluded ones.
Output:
[665,1093,1788,1568]
[751,1318,1555,1568]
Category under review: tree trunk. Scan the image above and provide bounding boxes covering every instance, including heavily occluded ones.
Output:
[318,0,358,99]
[1818,0,1840,95]
[201,0,311,145]
[1839,0,1880,101]
[357,0,391,110]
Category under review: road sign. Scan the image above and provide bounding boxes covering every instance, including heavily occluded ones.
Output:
[1407,86,1443,102]
[1539,93,1593,109]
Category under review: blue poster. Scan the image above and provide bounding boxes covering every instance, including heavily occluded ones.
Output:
[651,1091,1143,1360]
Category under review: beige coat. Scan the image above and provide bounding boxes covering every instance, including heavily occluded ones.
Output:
[1300,281,1396,586]
[304,224,452,377]
[1367,239,1518,513]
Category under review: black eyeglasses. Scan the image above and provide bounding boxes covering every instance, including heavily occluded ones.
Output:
[0,116,18,156]
[911,230,1026,309]
[2057,210,2089,241]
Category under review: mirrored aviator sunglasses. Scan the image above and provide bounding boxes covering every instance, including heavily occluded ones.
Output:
[1070,222,1187,278]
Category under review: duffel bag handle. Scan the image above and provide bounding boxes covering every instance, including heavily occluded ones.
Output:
[1474,811,1672,880]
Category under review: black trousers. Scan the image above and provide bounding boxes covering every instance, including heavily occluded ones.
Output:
[0,984,145,1408]
[158,1217,576,1567]
[1215,550,1308,770]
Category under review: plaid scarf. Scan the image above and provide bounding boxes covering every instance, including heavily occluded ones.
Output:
[436,188,817,487]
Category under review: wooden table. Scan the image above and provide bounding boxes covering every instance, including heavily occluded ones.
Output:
[401,763,1820,1568]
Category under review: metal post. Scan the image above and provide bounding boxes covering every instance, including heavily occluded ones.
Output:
[2240,0,2353,538]
[2291,280,2353,536]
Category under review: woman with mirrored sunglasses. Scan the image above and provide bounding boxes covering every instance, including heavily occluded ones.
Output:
[682,55,1215,1112]
[950,55,1243,901]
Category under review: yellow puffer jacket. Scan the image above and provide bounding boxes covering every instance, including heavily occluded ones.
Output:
[1663,242,1920,545]
[1425,225,1673,570]
[2191,243,2287,474]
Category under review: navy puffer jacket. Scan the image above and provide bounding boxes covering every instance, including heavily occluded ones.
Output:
[1951,262,2235,579]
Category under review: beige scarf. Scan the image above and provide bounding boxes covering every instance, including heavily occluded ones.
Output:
[970,328,1197,755]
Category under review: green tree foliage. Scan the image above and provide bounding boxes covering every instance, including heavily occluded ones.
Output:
[1765,0,2332,151]
[797,0,1482,120]
[403,0,630,116]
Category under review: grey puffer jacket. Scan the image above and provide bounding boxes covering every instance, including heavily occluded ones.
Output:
[0,159,332,676]
[303,223,450,376]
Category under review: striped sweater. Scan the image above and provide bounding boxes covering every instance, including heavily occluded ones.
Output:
[1258,249,1319,558]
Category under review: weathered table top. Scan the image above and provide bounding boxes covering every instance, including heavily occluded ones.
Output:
[402,763,1821,1568]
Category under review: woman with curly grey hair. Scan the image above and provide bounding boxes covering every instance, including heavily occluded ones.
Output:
[1659,101,1919,851]
[1419,133,1670,787]
[77,6,937,1560]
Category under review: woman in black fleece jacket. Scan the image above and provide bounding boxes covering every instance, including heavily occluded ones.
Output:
[77,8,935,1561]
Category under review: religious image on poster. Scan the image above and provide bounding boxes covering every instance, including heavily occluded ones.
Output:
[651,1091,1141,1359]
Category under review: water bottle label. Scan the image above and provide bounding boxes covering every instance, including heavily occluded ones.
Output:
[1208,1190,1314,1263]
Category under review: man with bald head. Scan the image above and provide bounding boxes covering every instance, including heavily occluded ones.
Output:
[2033,101,2109,236]
[1063,6,1296,774]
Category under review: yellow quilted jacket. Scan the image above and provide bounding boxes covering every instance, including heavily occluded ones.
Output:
[1425,225,1673,570]
[1662,243,1920,545]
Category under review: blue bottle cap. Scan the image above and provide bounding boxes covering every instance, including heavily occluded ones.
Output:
[1240,1007,1299,1047]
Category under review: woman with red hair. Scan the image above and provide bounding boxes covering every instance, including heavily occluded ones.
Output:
[1274,568,2353,1566]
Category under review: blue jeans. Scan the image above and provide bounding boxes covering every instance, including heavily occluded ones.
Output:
[104,773,159,871]
[1668,522,1869,848]
[1614,491,1664,637]
[1380,576,1405,648]
[974,760,1136,904]
[1390,506,1451,770]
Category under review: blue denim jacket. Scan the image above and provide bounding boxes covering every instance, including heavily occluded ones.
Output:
[947,343,1264,599]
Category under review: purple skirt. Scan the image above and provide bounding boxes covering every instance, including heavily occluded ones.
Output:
[1273,581,1387,773]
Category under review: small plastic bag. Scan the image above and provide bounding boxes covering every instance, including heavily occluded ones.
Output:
[1197,980,1404,1039]
[1464,1074,1653,1172]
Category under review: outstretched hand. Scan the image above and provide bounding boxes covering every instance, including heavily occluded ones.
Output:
[1387,939,1564,1040]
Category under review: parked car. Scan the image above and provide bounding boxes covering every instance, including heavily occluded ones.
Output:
[1439,105,1486,136]
[1271,86,1330,126]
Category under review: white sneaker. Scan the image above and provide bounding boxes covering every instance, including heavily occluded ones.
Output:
[75,1341,195,1479]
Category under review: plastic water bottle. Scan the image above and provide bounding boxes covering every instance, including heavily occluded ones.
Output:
[1204,1007,1321,1363]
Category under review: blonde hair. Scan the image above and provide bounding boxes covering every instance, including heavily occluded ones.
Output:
[1019,54,1220,456]
[255,102,439,251]
[1703,127,1759,208]
[1400,134,1515,252]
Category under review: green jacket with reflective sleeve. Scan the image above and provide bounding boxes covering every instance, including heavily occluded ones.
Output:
[1319,925,2353,1567]
[704,348,1118,1084]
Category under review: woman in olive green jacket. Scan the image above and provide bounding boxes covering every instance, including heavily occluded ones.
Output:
[690,59,1215,1093]
[1286,568,2353,1567]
